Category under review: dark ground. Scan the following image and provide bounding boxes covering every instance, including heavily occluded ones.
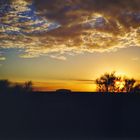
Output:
[0,92,140,140]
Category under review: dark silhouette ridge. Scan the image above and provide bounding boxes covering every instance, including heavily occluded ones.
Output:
[56,89,72,93]
[0,91,140,140]
[0,76,140,139]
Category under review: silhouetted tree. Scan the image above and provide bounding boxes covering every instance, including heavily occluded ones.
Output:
[12,84,24,93]
[124,78,136,92]
[96,72,140,93]
[0,80,11,92]
[96,72,118,92]
[0,80,33,94]
[133,84,140,93]
[12,81,33,93]
[23,81,33,92]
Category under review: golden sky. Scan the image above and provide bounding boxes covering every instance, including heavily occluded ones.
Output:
[0,0,140,91]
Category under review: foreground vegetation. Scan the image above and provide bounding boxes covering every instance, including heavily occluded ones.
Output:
[0,80,33,93]
[96,72,140,93]
[0,72,140,94]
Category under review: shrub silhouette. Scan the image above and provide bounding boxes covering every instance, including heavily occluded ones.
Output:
[0,80,33,93]
[96,72,140,93]
[23,81,33,92]
[12,84,24,93]
[124,78,136,92]
[133,84,140,93]
[96,72,118,92]
[0,80,11,92]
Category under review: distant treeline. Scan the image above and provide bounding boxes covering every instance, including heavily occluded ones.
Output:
[0,80,33,93]
[0,71,140,94]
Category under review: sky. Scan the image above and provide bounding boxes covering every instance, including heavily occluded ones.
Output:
[0,0,140,91]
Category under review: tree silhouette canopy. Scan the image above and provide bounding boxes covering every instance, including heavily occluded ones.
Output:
[0,73,140,94]
[0,80,10,92]
[24,81,33,92]
[96,72,118,92]
[0,80,33,93]
[96,72,140,93]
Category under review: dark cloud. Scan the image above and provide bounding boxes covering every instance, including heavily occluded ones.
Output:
[0,0,140,59]
[34,0,140,50]
[34,0,140,27]
[34,0,140,42]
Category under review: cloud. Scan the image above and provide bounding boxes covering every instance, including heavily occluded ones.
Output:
[0,50,6,62]
[50,55,67,60]
[132,57,139,61]
[0,56,6,61]
[0,0,140,59]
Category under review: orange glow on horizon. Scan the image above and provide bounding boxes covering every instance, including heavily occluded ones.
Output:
[33,81,96,92]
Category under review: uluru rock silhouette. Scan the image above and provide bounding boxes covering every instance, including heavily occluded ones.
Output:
[56,89,72,93]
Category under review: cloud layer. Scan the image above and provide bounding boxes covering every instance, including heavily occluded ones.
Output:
[0,0,140,59]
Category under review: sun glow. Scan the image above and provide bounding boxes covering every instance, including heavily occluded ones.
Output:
[116,71,127,77]
[115,80,125,91]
